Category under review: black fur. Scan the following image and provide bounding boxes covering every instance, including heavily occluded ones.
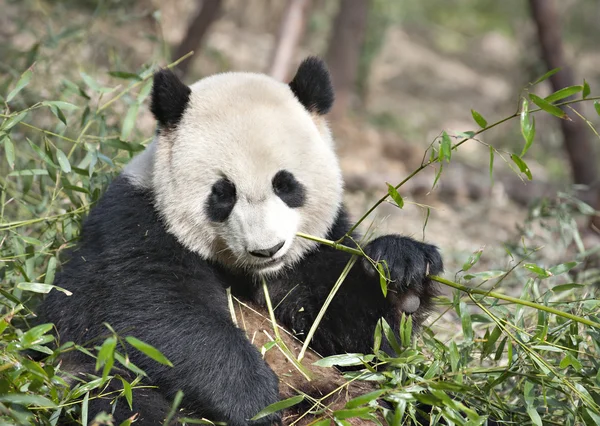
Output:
[272,170,306,208]
[289,57,334,115]
[206,177,237,222]
[38,175,442,425]
[150,69,191,128]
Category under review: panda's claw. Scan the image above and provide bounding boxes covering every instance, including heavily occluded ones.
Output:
[363,235,443,293]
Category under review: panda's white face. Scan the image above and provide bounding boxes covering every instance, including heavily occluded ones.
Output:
[126,60,343,275]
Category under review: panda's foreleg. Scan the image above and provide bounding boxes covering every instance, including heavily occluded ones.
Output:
[264,209,443,356]
[95,281,282,426]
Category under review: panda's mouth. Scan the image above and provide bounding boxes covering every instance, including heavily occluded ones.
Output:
[251,256,286,273]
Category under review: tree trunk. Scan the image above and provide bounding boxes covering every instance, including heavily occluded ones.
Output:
[267,0,312,81]
[325,0,370,119]
[529,0,600,226]
[173,0,223,78]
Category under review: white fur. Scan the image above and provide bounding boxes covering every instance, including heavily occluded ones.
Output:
[124,72,343,274]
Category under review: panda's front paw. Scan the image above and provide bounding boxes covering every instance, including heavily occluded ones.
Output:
[363,235,443,310]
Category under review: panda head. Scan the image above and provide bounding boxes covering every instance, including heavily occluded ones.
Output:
[137,57,343,275]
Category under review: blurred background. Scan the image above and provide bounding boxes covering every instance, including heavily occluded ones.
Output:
[1,0,599,282]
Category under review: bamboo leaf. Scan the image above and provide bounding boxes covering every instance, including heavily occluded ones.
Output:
[0,394,57,408]
[511,154,532,180]
[4,137,15,169]
[17,282,73,296]
[583,79,590,99]
[7,68,33,102]
[544,85,582,103]
[345,389,387,409]
[120,103,139,140]
[462,247,483,272]
[529,93,567,119]
[440,131,452,162]
[108,71,142,80]
[1,111,28,131]
[532,67,560,85]
[125,336,173,367]
[471,109,487,128]
[56,148,71,173]
[251,395,304,421]
[386,183,404,208]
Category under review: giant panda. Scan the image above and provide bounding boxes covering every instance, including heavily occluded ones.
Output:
[39,57,443,425]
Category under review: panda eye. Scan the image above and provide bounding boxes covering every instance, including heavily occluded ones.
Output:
[206,177,237,222]
[211,178,236,200]
[272,170,306,208]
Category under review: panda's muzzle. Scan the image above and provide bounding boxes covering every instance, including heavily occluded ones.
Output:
[248,241,285,258]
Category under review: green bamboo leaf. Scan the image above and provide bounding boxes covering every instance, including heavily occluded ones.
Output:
[440,131,452,162]
[594,101,600,116]
[44,257,57,284]
[386,183,404,208]
[523,263,552,278]
[377,261,388,297]
[1,111,28,131]
[56,148,71,173]
[432,163,443,190]
[103,138,145,152]
[80,71,115,93]
[6,68,33,102]
[345,390,387,409]
[42,100,79,111]
[334,407,373,420]
[251,395,304,421]
[4,137,15,169]
[529,93,567,119]
[520,98,535,156]
[137,79,153,103]
[400,313,412,348]
[17,282,73,296]
[459,301,473,341]
[125,336,173,367]
[552,283,584,292]
[583,79,590,99]
[471,109,487,128]
[96,337,116,371]
[463,270,505,281]
[462,247,483,272]
[532,67,560,85]
[81,392,89,426]
[49,104,67,125]
[27,137,57,168]
[313,353,373,368]
[108,71,142,80]
[510,154,532,180]
[120,377,133,410]
[120,103,140,140]
[8,168,48,176]
[0,394,57,408]
[544,85,582,103]
[548,261,579,276]
[521,117,535,157]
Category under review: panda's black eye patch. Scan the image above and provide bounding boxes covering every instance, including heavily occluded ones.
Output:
[272,170,306,208]
[206,177,237,222]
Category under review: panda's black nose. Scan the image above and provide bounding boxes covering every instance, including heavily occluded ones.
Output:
[249,241,285,258]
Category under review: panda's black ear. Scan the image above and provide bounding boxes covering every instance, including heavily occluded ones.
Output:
[150,68,191,128]
[289,57,334,115]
